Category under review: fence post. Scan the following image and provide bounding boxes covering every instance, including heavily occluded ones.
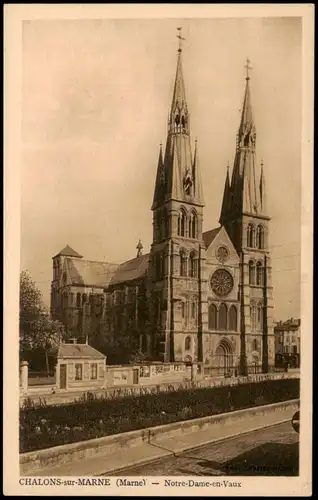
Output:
[20,361,28,394]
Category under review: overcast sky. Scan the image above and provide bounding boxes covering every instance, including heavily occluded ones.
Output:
[21,17,301,321]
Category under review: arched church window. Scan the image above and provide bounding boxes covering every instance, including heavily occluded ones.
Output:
[175,114,180,125]
[208,303,217,330]
[252,339,258,351]
[189,251,197,278]
[247,223,255,248]
[256,225,264,249]
[219,303,227,331]
[257,302,263,330]
[180,251,187,277]
[178,209,186,237]
[181,209,186,237]
[250,303,257,330]
[181,301,186,319]
[229,305,237,331]
[191,213,197,239]
[185,336,191,351]
[76,293,81,308]
[256,261,263,285]
[191,301,197,319]
[249,260,255,285]
[155,252,164,280]
[188,210,197,239]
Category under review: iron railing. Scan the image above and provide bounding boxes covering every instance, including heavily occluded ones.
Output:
[203,364,286,378]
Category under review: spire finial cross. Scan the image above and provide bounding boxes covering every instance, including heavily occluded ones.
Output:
[244,58,253,80]
[136,238,143,258]
[177,27,185,53]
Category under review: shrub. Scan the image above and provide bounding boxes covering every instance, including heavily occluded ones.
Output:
[19,378,299,453]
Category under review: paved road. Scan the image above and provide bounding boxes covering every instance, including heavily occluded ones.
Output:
[110,422,299,476]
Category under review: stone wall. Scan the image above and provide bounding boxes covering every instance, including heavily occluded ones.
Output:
[20,398,299,475]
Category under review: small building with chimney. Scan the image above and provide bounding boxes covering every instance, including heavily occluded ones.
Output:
[56,339,107,391]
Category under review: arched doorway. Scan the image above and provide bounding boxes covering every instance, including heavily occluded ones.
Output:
[215,339,234,377]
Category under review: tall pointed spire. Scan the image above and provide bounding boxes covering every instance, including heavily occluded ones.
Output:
[152,29,204,211]
[237,59,256,151]
[168,27,189,136]
[219,163,231,225]
[229,59,260,216]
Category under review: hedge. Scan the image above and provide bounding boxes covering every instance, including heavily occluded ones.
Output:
[20,378,299,453]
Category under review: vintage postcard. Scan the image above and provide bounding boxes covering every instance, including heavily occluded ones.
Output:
[4,3,313,497]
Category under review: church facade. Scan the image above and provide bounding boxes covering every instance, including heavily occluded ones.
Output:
[51,38,275,373]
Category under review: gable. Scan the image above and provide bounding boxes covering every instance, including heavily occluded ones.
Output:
[205,226,239,265]
[203,227,221,248]
[53,245,83,258]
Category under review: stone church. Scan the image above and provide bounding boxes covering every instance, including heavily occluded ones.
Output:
[51,37,275,374]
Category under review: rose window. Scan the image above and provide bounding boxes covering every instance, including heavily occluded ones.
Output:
[210,269,234,297]
[216,246,230,263]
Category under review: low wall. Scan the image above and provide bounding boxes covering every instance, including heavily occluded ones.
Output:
[105,362,196,387]
[20,398,299,475]
[20,371,299,407]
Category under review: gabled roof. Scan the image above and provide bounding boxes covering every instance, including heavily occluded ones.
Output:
[53,245,83,259]
[110,253,149,286]
[65,258,119,288]
[202,227,221,249]
[58,343,106,359]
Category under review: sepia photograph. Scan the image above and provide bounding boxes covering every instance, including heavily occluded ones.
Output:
[4,4,313,497]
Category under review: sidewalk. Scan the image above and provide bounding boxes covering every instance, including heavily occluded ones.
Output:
[26,404,296,477]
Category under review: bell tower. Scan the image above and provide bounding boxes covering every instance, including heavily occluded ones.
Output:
[219,59,274,373]
[149,29,205,363]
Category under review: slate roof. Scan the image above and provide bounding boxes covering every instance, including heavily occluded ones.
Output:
[202,227,221,249]
[53,245,83,259]
[65,258,119,288]
[110,254,149,286]
[58,343,106,359]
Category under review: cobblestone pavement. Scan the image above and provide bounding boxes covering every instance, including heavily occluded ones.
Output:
[110,422,299,477]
